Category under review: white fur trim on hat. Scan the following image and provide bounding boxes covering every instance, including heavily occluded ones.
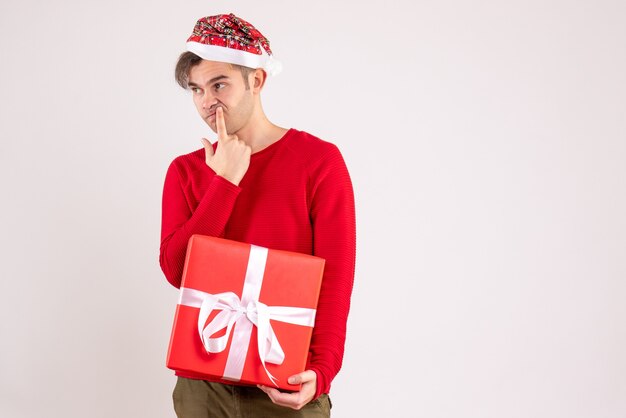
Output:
[186,41,283,76]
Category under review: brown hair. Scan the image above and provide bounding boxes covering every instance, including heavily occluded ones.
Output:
[174,51,255,90]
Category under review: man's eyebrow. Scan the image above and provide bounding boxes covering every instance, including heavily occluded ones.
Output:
[188,75,230,87]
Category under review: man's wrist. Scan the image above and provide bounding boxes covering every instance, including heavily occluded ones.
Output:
[215,173,240,187]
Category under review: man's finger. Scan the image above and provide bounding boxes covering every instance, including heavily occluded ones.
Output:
[215,106,228,141]
[201,138,214,157]
[258,385,301,407]
[288,370,316,385]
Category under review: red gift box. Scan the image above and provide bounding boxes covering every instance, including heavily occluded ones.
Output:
[166,235,325,390]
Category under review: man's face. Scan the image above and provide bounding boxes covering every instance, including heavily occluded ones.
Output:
[187,60,254,135]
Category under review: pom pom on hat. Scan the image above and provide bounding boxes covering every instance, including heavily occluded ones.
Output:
[186,13,282,76]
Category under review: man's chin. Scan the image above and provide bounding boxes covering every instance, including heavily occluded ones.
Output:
[205,120,217,133]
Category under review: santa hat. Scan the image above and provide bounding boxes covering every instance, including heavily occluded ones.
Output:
[186,13,283,76]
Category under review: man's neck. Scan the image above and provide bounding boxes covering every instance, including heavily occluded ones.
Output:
[234,112,288,154]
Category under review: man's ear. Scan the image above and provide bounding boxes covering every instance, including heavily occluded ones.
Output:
[251,68,267,93]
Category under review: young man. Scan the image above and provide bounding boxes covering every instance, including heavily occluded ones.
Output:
[160,14,356,417]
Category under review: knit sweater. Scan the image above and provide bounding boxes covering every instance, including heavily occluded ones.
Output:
[159,128,356,399]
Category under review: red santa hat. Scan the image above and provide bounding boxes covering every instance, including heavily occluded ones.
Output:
[186,13,283,76]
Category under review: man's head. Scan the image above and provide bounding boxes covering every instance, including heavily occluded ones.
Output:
[182,57,267,134]
[175,13,281,134]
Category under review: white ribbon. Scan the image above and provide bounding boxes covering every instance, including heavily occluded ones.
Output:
[178,245,316,386]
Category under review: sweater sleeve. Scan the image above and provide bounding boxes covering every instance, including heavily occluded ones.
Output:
[159,159,242,288]
[306,145,356,399]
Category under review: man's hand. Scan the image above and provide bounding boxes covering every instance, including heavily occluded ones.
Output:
[201,107,251,186]
[257,370,317,410]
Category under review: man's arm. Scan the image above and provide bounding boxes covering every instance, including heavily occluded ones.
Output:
[160,107,252,287]
[307,144,356,398]
[259,143,356,409]
[159,164,241,288]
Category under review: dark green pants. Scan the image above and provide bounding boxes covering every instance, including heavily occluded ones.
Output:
[173,377,332,418]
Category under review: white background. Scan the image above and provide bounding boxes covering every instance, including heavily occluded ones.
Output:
[1,1,625,417]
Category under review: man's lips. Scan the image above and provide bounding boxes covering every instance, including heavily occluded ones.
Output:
[206,106,224,120]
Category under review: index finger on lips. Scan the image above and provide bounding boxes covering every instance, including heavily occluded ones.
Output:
[216,107,228,141]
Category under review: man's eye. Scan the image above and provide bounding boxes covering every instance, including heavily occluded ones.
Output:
[191,87,202,94]
[214,83,225,91]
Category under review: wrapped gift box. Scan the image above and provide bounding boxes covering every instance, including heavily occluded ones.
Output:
[166,235,325,390]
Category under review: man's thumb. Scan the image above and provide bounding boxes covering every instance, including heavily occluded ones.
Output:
[201,138,214,157]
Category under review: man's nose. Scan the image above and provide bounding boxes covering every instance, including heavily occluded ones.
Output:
[201,92,217,110]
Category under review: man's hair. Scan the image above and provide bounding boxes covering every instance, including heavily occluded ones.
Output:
[174,51,255,90]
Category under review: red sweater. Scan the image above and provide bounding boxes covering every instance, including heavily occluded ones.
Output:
[159,128,356,399]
